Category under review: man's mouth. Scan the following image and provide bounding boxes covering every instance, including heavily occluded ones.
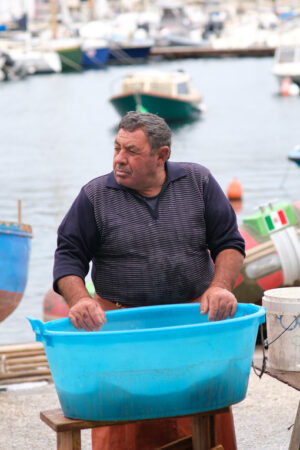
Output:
[115,167,131,177]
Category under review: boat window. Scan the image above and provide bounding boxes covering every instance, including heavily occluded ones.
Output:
[177,82,189,94]
[277,48,296,63]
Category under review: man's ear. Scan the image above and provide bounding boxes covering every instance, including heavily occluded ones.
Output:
[157,146,170,164]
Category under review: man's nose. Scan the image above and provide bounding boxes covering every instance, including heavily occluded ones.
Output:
[114,149,127,164]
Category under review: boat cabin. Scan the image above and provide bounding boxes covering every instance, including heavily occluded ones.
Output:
[272,45,300,86]
[274,46,300,64]
[120,71,197,98]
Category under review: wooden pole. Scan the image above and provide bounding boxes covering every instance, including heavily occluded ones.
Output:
[50,0,57,39]
[18,199,22,224]
[88,0,96,20]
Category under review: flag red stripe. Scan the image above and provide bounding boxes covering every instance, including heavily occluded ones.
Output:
[278,210,288,225]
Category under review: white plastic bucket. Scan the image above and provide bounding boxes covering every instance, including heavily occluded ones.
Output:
[262,287,300,371]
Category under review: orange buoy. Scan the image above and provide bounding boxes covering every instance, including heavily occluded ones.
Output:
[279,77,299,96]
[280,77,291,96]
[227,177,243,201]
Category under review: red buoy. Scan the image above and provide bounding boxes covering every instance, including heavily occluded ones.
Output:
[227,177,243,201]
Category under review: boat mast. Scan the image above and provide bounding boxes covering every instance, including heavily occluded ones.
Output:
[88,0,96,20]
[49,0,57,38]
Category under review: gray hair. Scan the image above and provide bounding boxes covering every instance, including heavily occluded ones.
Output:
[117,111,172,154]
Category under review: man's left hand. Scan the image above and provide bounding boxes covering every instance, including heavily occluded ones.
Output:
[194,286,237,321]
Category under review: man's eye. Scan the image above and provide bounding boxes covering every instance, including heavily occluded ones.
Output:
[114,147,120,152]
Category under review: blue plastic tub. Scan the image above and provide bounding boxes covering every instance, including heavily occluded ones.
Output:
[27,303,265,421]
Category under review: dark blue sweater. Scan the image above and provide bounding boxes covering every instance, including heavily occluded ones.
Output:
[53,161,245,306]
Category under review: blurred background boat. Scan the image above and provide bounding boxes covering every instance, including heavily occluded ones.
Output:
[0,202,32,323]
[109,69,205,120]
[81,39,109,68]
[272,46,300,86]
[0,50,27,80]
[288,145,300,167]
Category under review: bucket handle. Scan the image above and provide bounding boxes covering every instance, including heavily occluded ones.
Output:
[26,317,53,346]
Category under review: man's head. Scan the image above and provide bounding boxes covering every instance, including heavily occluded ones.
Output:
[113,112,171,196]
[117,111,172,155]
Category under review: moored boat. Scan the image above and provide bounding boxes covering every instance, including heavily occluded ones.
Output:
[108,40,153,64]
[288,145,300,167]
[234,200,300,304]
[7,49,61,74]
[81,39,109,69]
[109,70,205,121]
[0,212,32,322]
[45,38,82,72]
[271,45,300,86]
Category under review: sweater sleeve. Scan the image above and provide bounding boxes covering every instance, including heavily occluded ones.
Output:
[204,172,245,261]
[53,188,100,293]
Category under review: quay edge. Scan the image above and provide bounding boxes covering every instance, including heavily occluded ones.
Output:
[150,46,276,60]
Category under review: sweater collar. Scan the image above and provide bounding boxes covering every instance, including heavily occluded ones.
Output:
[106,161,187,189]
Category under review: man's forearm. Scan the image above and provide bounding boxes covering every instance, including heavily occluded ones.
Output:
[210,248,244,291]
[57,275,91,308]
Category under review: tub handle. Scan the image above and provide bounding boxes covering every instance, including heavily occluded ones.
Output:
[26,317,53,346]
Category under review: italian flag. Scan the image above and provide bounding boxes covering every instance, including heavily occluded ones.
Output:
[265,210,288,231]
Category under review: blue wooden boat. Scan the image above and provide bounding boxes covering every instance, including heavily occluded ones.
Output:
[288,146,300,167]
[81,40,109,69]
[0,220,32,322]
[108,40,153,64]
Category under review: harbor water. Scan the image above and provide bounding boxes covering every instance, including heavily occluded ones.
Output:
[1,56,300,344]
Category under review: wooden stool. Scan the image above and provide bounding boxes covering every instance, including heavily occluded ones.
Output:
[40,407,229,450]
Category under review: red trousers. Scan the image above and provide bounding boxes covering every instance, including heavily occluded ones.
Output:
[92,296,237,450]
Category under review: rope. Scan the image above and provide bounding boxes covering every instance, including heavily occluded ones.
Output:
[252,325,267,378]
[252,314,300,378]
[265,314,300,347]
[59,52,82,72]
[108,46,136,64]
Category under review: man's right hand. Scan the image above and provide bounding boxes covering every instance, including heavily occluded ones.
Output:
[69,297,107,331]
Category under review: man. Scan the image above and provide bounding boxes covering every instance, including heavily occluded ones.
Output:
[53,111,245,449]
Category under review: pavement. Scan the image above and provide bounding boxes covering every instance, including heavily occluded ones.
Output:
[0,348,299,450]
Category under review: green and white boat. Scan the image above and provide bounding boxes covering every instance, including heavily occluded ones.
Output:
[46,38,82,72]
[109,70,205,121]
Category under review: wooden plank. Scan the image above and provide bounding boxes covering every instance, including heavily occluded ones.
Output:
[57,430,81,450]
[4,350,46,358]
[0,368,51,380]
[6,356,48,365]
[157,435,192,449]
[0,342,44,354]
[3,363,50,373]
[40,408,230,433]
[288,401,300,450]
[0,343,49,382]
[0,374,52,385]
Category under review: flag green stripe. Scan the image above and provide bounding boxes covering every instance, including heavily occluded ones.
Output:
[265,215,275,231]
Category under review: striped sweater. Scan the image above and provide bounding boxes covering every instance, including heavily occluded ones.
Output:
[53,161,245,306]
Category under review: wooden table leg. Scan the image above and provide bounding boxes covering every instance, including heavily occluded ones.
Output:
[191,414,215,450]
[288,400,300,450]
[57,430,81,450]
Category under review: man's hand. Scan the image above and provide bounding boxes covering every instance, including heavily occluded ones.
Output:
[196,286,237,321]
[193,248,243,321]
[69,297,107,331]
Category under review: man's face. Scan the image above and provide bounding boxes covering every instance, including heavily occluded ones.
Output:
[113,127,161,193]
